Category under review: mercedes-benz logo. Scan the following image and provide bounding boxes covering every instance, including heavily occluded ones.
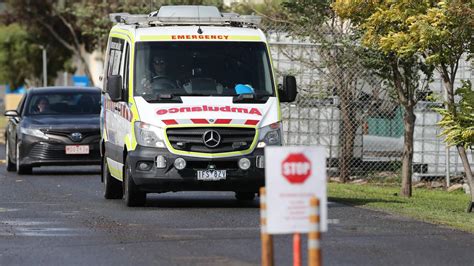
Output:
[70,132,83,142]
[202,130,221,148]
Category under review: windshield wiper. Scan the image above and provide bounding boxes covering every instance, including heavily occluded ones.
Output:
[173,93,217,97]
[233,93,271,103]
[143,94,183,103]
[143,93,271,103]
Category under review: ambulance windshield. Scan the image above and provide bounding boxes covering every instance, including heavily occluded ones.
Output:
[134,42,274,98]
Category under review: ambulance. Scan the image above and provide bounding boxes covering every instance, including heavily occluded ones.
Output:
[101,6,297,206]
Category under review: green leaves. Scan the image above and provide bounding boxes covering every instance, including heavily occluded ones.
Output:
[435,80,474,148]
[334,0,472,63]
[0,24,43,89]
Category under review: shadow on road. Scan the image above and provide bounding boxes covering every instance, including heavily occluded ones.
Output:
[31,166,101,176]
[329,196,404,207]
[145,194,260,209]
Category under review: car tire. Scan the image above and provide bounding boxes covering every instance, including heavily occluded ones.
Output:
[235,192,256,201]
[5,137,16,172]
[16,142,32,175]
[123,157,146,207]
[103,156,123,199]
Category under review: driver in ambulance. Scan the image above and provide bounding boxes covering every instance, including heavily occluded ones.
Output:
[139,55,177,95]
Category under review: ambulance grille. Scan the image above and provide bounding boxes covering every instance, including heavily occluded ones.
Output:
[166,127,256,153]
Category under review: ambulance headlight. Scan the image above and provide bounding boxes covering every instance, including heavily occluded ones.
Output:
[134,122,165,148]
[257,122,282,147]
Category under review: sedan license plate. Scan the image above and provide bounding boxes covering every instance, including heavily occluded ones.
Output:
[197,170,226,181]
[65,145,89,155]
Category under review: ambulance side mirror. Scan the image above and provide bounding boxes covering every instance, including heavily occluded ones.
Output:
[107,75,124,102]
[279,75,297,103]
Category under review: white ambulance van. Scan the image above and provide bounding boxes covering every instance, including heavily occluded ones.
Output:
[101,6,297,206]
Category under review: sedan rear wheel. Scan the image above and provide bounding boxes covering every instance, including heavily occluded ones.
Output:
[5,137,16,172]
[103,156,123,199]
[123,157,146,207]
[16,142,32,175]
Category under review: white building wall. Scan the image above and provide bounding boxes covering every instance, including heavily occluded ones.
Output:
[413,102,474,176]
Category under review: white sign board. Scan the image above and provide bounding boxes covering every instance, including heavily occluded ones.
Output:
[265,146,327,234]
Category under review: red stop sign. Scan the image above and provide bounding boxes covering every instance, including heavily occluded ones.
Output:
[282,153,312,184]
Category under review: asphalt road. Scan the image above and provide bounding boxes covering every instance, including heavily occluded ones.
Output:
[1,145,473,265]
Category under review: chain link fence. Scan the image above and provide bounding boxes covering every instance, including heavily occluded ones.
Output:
[263,23,474,187]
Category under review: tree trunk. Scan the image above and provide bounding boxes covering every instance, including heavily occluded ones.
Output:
[339,96,357,183]
[441,73,455,110]
[76,49,95,87]
[35,17,96,87]
[441,74,474,211]
[401,104,416,197]
[334,66,358,183]
[456,146,474,212]
[319,47,358,183]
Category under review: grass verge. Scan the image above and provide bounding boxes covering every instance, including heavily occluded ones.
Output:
[0,116,6,144]
[329,183,474,233]
[0,115,6,129]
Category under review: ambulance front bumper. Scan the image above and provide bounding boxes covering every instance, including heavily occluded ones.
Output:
[127,145,265,193]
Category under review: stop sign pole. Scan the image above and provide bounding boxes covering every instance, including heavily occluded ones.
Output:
[282,153,312,266]
[263,146,327,266]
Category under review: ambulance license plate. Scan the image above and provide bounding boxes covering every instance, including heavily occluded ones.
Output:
[65,145,89,155]
[197,170,226,181]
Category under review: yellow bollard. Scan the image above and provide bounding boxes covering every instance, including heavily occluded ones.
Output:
[308,197,321,266]
[260,187,274,266]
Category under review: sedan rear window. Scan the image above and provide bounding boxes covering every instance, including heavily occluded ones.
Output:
[26,91,100,115]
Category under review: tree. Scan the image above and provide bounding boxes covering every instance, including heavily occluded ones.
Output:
[400,1,474,212]
[335,0,474,208]
[5,0,146,86]
[280,0,383,183]
[5,0,225,86]
[0,24,42,89]
[333,0,435,197]
[437,81,474,211]
[0,23,70,89]
[230,0,287,19]
[436,81,474,149]
[4,0,94,85]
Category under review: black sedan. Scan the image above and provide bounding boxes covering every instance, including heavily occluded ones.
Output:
[4,87,101,174]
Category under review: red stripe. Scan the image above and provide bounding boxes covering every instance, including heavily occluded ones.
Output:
[191,119,209,124]
[162,119,178,125]
[214,119,232,124]
[245,120,259,125]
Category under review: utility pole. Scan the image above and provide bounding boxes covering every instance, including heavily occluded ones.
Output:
[42,47,47,87]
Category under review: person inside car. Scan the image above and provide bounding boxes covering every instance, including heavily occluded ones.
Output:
[33,97,50,113]
[139,55,178,95]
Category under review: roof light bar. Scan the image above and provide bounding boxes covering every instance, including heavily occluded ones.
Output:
[151,16,227,25]
[109,10,261,27]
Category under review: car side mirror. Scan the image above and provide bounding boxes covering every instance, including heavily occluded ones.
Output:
[4,110,19,117]
[278,75,297,103]
[107,75,124,102]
